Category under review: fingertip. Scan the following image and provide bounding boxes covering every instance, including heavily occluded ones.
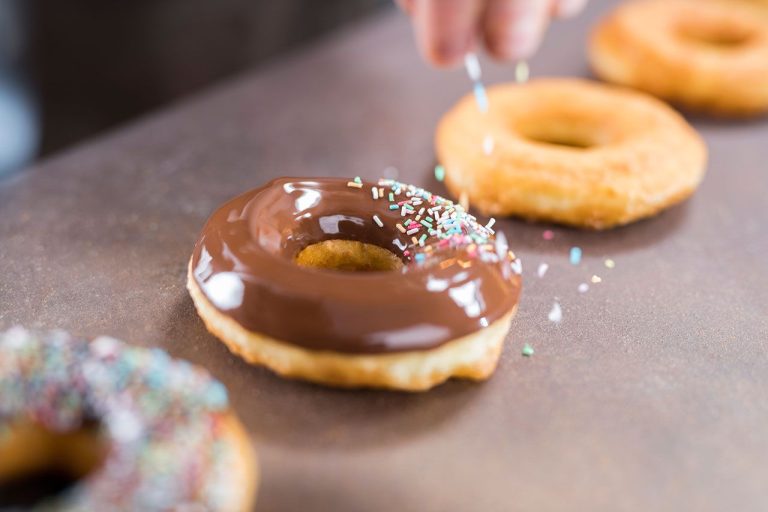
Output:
[423,39,472,68]
[412,0,482,68]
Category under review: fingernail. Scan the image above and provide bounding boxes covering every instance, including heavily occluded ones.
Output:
[504,14,543,60]
[432,42,465,66]
[429,34,472,68]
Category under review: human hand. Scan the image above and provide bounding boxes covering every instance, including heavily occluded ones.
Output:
[396,0,587,67]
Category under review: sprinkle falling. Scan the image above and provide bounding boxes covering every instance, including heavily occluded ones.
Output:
[465,53,482,81]
[473,83,489,112]
[465,52,489,113]
[515,60,530,84]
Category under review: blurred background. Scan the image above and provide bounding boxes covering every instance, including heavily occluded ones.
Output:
[0,0,389,177]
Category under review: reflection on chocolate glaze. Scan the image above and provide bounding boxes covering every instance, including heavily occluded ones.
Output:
[191,178,521,354]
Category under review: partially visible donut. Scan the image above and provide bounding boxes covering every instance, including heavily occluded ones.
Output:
[0,327,257,511]
[188,177,522,391]
[435,78,707,229]
[590,0,768,116]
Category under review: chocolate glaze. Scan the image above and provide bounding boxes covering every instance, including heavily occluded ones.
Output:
[190,178,521,354]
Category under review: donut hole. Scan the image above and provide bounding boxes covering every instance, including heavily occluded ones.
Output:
[0,422,107,508]
[295,240,403,272]
[678,22,755,50]
[514,119,608,150]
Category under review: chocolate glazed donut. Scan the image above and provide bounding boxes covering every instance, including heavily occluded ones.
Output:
[188,177,521,391]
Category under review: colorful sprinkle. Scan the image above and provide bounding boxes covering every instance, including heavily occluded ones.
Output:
[522,343,535,357]
[347,181,362,188]
[604,258,615,269]
[578,283,589,293]
[353,176,362,184]
[434,164,445,182]
[542,230,554,240]
[464,52,482,81]
[537,262,549,278]
[373,215,383,228]
[515,60,530,84]
[548,301,562,323]
[569,247,582,265]
[473,83,489,113]
[591,274,602,283]
[362,179,515,270]
[0,328,239,510]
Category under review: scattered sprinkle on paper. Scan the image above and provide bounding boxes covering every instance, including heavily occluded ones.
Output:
[548,301,562,323]
[542,230,554,240]
[522,343,534,357]
[537,262,549,278]
[434,164,445,182]
[483,135,495,155]
[591,274,602,283]
[569,247,582,265]
[604,258,615,269]
[578,283,589,293]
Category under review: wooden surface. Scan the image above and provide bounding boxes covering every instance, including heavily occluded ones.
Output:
[1,3,767,511]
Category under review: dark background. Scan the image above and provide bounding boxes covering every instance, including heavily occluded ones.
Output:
[25,0,388,156]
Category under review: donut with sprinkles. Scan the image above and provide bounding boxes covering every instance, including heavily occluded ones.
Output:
[188,177,522,391]
[0,327,257,511]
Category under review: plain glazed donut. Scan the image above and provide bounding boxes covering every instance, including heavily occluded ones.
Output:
[0,327,257,511]
[435,78,707,229]
[590,0,768,116]
[188,177,521,391]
